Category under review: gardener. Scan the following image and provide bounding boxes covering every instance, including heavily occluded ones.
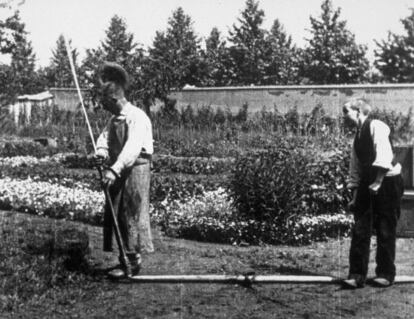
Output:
[342,97,404,289]
[92,62,153,279]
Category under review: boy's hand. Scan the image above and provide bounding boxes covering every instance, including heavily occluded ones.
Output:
[369,182,381,195]
[102,169,117,186]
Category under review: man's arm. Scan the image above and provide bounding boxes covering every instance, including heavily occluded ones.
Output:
[110,114,146,176]
[95,121,111,159]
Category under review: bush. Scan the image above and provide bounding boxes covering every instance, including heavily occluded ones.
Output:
[228,136,350,225]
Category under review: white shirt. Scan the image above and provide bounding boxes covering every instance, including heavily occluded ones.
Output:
[96,102,153,176]
[347,119,401,189]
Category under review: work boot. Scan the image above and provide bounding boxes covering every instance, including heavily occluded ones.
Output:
[127,253,142,277]
[107,265,128,280]
[107,253,141,279]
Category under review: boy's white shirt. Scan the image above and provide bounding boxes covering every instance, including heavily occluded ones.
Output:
[347,119,401,189]
[96,103,153,176]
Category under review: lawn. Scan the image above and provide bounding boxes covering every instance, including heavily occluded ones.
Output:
[2,210,414,319]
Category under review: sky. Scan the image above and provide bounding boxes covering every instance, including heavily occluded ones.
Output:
[1,0,414,67]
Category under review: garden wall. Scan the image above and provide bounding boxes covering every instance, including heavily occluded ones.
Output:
[170,84,414,116]
[51,84,414,116]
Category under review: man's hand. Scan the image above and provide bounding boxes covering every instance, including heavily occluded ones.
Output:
[369,182,381,195]
[347,188,358,212]
[102,169,117,187]
[347,198,356,212]
[90,154,106,167]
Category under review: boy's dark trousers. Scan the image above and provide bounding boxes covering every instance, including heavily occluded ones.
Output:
[349,175,404,283]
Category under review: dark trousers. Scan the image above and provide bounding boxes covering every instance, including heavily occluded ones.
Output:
[349,175,404,282]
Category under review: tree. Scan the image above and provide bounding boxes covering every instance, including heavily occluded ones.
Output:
[44,34,79,87]
[0,10,25,104]
[227,0,268,85]
[374,9,414,83]
[82,15,145,108]
[301,0,369,84]
[264,19,301,84]
[5,11,41,98]
[200,27,232,86]
[144,6,203,100]
[101,15,137,65]
[0,0,25,54]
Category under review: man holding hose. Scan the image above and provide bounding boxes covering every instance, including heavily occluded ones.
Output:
[342,97,404,289]
[93,62,153,279]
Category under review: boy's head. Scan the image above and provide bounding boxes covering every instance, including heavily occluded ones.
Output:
[342,97,371,124]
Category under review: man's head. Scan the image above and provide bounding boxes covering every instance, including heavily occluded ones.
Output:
[342,97,371,125]
[98,62,129,114]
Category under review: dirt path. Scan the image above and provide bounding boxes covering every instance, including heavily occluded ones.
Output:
[2,211,414,319]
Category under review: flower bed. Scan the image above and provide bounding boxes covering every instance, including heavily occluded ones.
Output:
[0,177,105,225]
[0,175,353,245]
[0,145,355,246]
[0,157,226,204]
[153,188,353,245]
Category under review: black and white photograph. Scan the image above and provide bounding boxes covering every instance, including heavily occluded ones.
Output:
[1,0,414,318]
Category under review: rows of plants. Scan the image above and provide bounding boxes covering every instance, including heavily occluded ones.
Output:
[0,171,353,246]
[0,132,355,245]
[3,101,386,245]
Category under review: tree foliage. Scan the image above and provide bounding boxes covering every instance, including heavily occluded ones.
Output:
[264,19,301,84]
[82,15,145,108]
[43,35,79,88]
[374,9,414,83]
[200,27,231,86]
[227,0,268,85]
[144,6,203,102]
[1,11,42,102]
[300,0,369,84]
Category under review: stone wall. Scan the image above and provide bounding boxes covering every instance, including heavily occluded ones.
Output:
[51,84,414,115]
[170,84,414,116]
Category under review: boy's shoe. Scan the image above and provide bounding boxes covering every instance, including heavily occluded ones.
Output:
[342,277,365,289]
[372,277,393,287]
[342,279,358,289]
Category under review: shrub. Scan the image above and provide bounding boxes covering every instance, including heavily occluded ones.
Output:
[228,137,350,225]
